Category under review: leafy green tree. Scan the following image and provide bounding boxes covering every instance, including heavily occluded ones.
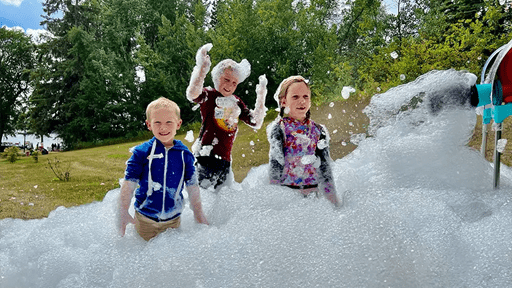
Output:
[14,109,33,152]
[33,0,161,148]
[209,0,341,106]
[136,13,207,125]
[358,3,511,95]
[0,27,35,145]
[424,0,511,41]
[134,0,208,126]
[336,0,389,88]
[388,0,429,42]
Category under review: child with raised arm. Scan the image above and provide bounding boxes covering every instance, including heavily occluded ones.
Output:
[118,97,208,241]
[186,43,267,191]
[267,76,341,207]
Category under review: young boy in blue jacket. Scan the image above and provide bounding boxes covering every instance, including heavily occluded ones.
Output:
[118,97,208,241]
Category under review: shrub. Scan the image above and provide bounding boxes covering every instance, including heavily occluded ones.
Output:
[32,150,39,163]
[4,146,20,163]
[46,157,71,181]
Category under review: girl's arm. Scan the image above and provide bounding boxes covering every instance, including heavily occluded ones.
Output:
[316,124,342,207]
[186,43,212,102]
[267,120,285,184]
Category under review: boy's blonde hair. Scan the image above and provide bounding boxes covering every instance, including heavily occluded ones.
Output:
[274,76,311,119]
[146,97,181,120]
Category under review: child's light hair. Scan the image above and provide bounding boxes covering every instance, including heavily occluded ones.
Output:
[146,97,181,120]
[274,76,311,119]
[211,59,251,90]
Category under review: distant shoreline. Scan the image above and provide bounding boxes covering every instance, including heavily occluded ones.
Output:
[2,133,62,151]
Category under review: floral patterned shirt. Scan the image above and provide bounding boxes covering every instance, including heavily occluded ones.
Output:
[267,117,336,195]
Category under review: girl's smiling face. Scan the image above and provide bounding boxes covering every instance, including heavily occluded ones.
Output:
[281,82,311,121]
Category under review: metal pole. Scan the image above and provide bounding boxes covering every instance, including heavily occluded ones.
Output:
[493,123,502,189]
[481,122,488,156]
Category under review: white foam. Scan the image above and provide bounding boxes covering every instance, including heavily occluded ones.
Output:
[1,70,511,287]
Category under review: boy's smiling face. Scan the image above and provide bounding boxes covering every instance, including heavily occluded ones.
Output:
[217,69,239,97]
[146,108,182,148]
[282,81,311,121]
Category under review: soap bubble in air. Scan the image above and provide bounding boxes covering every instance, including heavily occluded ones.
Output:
[341,86,355,100]
[497,139,507,153]
[185,130,194,143]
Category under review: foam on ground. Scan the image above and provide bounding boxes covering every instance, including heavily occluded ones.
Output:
[1,70,511,287]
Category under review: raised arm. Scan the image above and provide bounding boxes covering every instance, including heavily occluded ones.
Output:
[118,180,137,236]
[250,74,268,130]
[186,43,213,102]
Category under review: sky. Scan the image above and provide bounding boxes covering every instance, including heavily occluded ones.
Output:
[0,0,48,38]
[1,0,399,38]
[1,69,511,287]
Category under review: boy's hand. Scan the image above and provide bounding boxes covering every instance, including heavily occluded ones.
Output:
[187,185,209,225]
[194,210,209,225]
[119,211,135,236]
[118,180,137,237]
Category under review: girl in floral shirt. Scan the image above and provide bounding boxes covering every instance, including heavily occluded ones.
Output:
[267,76,340,206]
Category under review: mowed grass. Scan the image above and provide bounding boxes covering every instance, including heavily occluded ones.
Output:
[13,95,489,220]
[4,96,506,220]
[0,142,135,219]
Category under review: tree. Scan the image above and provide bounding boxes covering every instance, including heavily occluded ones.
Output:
[0,27,35,146]
[424,0,512,41]
[135,0,208,126]
[209,0,341,106]
[357,2,511,95]
[31,0,103,148]
[32,0,209,147]
[336,0,389,88]
[14,109,32,152]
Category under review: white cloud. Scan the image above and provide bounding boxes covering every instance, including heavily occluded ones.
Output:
[2,26,53,43]
[26,28,53,43]
[3,25,24,32]
[0,0,23,6]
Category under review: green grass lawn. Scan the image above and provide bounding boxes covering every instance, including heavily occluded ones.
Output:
[0,97,370,219]
[5,95,502,220]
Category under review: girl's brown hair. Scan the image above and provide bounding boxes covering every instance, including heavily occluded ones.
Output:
[274,75,311,119]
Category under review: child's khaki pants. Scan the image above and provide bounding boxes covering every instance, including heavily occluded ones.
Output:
[134,211,181,241]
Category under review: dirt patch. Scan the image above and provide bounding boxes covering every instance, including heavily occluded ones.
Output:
[310,97,371,160]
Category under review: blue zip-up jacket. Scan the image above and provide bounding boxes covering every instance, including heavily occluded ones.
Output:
[124,137,198,222]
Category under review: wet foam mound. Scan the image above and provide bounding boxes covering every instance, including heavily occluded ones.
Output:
[1,70,511,287]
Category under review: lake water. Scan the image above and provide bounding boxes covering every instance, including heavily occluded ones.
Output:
[1,133,62,150]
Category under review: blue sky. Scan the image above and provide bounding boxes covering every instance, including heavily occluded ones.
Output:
[0,0,46,31]
[1,0,399,34]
